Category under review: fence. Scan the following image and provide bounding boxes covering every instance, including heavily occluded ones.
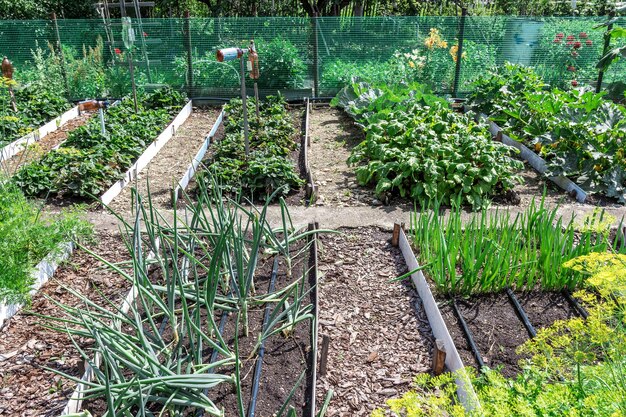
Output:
[0,15,624,100]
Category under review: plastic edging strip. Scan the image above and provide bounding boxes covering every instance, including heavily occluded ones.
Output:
[100,100,193,205]
[478,113,587,203]
[173,107,225,203]
[397,228,481,412]
[0,241,74,329]
[303,99,317,205]
[307,222,319,417]
[0,105,80,163]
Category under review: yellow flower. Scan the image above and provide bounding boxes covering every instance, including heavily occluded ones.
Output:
[408,61,416,68]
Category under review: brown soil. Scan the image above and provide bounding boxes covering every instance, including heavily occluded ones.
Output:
[0,231,131,417]
[315,228,433,416]
[107,108,221,212]
[0,112,94,175]
[439,290,580,378]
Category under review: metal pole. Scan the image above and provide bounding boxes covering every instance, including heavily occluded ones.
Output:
[51,12,70,100]
[128,51,139,113]
[452,7,467,97]
[99,107,106,136]
[596,11,615,94]
[254,82,260,120]
[184,10,194,98]
[241,56,250,157]
[312,13,320,98]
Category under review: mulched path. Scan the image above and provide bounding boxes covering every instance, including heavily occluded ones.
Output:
[107,108,221,212]
[0,231,131,417]
[1,112,94,175]
[315,227,433,416]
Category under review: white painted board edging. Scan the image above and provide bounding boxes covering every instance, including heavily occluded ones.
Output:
[62,237,161,415]
[0,105,80,163]
[478,113,587,203]
[398,229,481,412]
[0,241,74,329]
[173,108,225,203]
[100,100,194,205]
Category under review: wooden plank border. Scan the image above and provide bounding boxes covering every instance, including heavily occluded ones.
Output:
[172,107,224,204]
[303,99,317,204]
[397,227,481,412]
[478,113,587,203]
[0,105,80,163]
[0,242,74,329]
[100,100,193,206]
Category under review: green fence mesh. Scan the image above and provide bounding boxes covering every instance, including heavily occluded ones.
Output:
[0,16,624,101]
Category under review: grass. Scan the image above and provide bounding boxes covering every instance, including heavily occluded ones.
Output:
[0,177,92,304]
[411,196,625,295]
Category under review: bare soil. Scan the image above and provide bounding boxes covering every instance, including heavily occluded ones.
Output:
[315,227,433,416]
[0,231,131,417]
[107,108,221,212]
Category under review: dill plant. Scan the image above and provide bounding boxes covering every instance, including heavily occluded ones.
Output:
[0,178,91,303]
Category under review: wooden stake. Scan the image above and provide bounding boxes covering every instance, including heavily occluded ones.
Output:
[319,334,330,376]
[432,339,446,375]
[392,223,402,247]
[495,131,503,142]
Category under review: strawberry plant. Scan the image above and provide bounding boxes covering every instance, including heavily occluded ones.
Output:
[13,87,186,199]
[202,95,303,201]
[333,81,524,209]
[468,64,626,203]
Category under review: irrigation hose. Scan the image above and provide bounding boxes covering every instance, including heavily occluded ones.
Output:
[505,288,537,338]
[248,257,280,417]
[562,289,589,319]
[450,298,485,369]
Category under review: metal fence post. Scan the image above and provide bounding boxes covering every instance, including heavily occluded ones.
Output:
[184,10,194,98]
[452,7,467,97]
[51,12,70,100]
[312,13,320,98]
[596,11,615,94]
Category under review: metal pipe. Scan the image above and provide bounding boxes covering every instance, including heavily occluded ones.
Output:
[240,56,250,156]
[247,257,279,417]
[452,8,467,97]
[505,288,536,338]
[450,298,485,369]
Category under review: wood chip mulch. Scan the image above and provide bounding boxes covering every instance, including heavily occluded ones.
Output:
[0,231,131,417]
[315,227,434,416]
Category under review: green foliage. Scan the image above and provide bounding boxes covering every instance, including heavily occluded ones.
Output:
[468,64,626,203]
[0,178,92,303]
[13,88,186,199]
[333,81,523,209]
[202,95,303,201]
[0,81,71,147]
[413,200,622,295]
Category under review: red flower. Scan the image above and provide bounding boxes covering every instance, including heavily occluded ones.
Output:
[573,41,582,49]
[571,50,579,57]
[556,33,565,38]
[143,32,148,37]
[566,34,575,41]
[553,38,562,43]
[567,65,576,72]
[579,32,588,39]
[586,39,593,46]
[571,80,578,87]
[566,41,574,46]
[114,48,122,54]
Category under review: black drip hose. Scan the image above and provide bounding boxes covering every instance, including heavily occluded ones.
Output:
[506,288,537,338]
[247,257,280,417]
[450,298,485,369]
[562,289,589,319]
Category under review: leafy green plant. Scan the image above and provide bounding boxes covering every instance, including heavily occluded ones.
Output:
[202,95,303,201]
[13,87,187,199]
[468,64,626,203]
[0,177,91,303]
[334,81,523,209]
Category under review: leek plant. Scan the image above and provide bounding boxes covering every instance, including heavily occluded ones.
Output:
[412,197,625,295]
[44,178,320,416]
